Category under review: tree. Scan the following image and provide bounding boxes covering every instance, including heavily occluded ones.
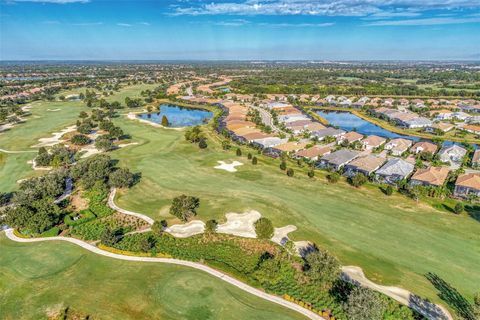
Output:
[205,219,218,233]
[222,141,231,150]
[307,169,315,178]
[236,148,242,156]
[304,249,340,290]
[254,217,274,239]
[474,292,480,318]
[101,228,118,246]
[345,287,386,320]
[108,126,124,141]
[385,185,394,196]
[152,220,164,235]
[327,172,340,183]
[161,115,169,127]
[247,153,252,160]
[109,168,135,188]
[252,156,258,165]
[286,168,294,177]
[170,195,200,222]
[280,161,287,171]
[95,136,114,151]
[185,126,203,143]
[71,134,90,146]
[454,202,464,214]
[79,111,88,119]
[349,173,367,188]
[198,138,208,149]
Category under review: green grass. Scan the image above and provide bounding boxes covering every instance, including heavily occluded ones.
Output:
[0,233,305,320]
[110,116,480,304]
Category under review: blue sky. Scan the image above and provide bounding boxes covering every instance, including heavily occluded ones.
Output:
[1,0,479,60]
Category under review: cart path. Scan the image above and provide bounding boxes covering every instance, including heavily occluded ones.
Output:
[3,228,323,320]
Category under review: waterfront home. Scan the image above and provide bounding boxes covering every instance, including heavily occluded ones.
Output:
[375,158,415,184]
[295,145,332,161]
[337,131,364,145]
[384,138,413,156]
[344,155,385,178]
[454,173,480,198]
[242,131,272,142]
[460,124,480,135]
[278,113,310,123]
[361,135,387,150]
[403,117,433,129]
[325,95,336,104]
[459,105,480,113]
[473,150,480,168]
[382,98,395,107]
[304,122,326,132]
[409,167,450,187]
[311,127,345,140]
[430,109,454,121]
[425,122,455,133]
[317,149,359,171]
[410,141,438,155]
[438,145,467,165]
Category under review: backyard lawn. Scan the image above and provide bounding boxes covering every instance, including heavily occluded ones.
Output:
[111,115,480,304]
[0,234,305,320]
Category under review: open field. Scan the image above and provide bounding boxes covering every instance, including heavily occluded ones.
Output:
[110,114,480,304]
[0,233,305,320]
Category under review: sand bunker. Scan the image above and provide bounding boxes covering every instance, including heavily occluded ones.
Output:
[214,160,243,172]
[28,159,52,171]
[165,220,205,238]
[33,125,76,147]
[217,210,261,238]
[271,225,297,245]
[47,108,61,112]
[117,142,139,148]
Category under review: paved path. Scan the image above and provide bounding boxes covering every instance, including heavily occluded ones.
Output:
[108,188,155,225]
[3,228,323,320]
[0,148,37,154]
[249,105,280,132]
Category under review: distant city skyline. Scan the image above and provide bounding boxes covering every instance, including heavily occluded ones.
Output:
[1,0,479,61]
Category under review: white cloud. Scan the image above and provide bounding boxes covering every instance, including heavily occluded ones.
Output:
[139,22,151,26]
[117,23,133,27]
[258,22,335,27]
[214,19,250,26]
[171,0,480,17]
[365,17,480,26]
[71,22,102,26]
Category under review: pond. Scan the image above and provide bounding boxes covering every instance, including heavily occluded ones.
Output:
[138,104,213,128]
[315,110,477,148]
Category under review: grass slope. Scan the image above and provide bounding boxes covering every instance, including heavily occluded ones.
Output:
[111,116,480,303]
[0,234,305,320]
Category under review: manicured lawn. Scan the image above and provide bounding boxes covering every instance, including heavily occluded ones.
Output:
[111,115,480,304]
[0,234,305,320]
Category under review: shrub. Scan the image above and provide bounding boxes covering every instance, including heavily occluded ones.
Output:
[308,169,315,178]
[222,141,231,150]
[95,136,114,151]
[349,173,367,188]
[252,156,258,165]
[327,172,340,183]
[254,217,274,239]
[454,202,464,214]
[101,228,120,246]
[345,287,386,320]
[152,221,164,235]
[161,115,169,127]
[247,153,252,160]
[205,219,218,233]
[385,185,394,196]
[236,148,242,156]
[286,168,294,177]
[109,168,135,188]
[198,138,208,149]
[280,161,287,171]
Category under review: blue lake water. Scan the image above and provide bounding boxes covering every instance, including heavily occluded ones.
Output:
[316,110,477,148]
[138,104,213,128]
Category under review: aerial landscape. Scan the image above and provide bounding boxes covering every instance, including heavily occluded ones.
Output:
[1,1,480,320]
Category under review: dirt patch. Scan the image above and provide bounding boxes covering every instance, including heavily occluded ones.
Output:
[68,192,89,212]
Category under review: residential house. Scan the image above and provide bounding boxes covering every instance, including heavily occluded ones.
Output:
[311,127,345,140]
[343,155,385,178]
[317,149,359,171]
[410,141,438,155]
[453,112,472,121]
[472,150,480,169]
[267,141,308,157]
[454,173,480,198]
[384,138,413,156]
[375,158,415,184]
[425,122,455,134]
[460,124,480,135]
[337,131,363,145]
[252,137,288,149]
[403,117,433,129]
[295,145,332,161]
[409,167,450,187]
[438,145,467,165]
[361,135,386,150]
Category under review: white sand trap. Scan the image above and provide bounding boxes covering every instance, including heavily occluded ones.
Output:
[28,159,52,171]
[47,108,61,112]
[271,225,297,246]
[33,125,76,147]
[214,160,243,172]
[293,240,316,257]
[165,220,205,238]
[217,210,261,238]
[118,142,139,148]
[79,145,102,158]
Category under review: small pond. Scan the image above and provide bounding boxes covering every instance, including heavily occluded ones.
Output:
[138,104,213,128]
[316,110,477,148]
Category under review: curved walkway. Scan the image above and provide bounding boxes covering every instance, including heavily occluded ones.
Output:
[0,148,37,154]
[3,228,323,320]
[108,188,155,225]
